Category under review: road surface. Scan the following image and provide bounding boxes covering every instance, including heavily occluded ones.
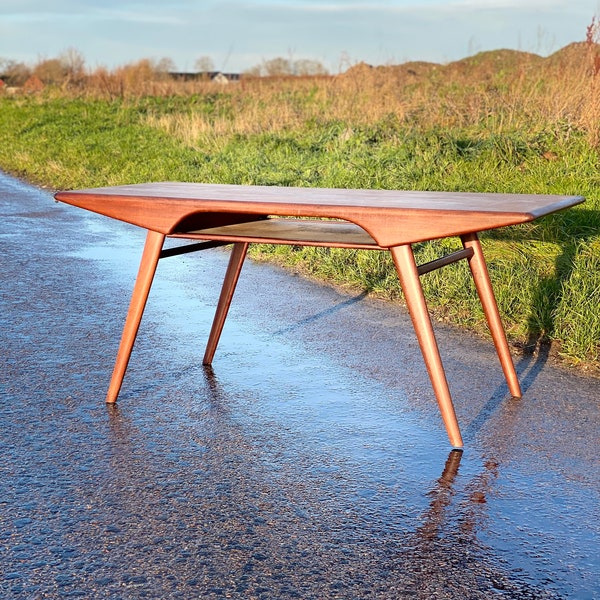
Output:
[1,171,599,599]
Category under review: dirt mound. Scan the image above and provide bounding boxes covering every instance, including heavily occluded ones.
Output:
[545,41,600,72]
[341,43,600,80]
[444,49,543,80]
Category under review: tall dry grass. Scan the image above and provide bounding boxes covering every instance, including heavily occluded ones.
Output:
[136,41,600,150]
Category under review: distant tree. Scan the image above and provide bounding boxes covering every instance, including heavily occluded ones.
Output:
[33,57,66,84]
[244,57,328,77]
[240,65,258,77]
[0,58,31,86]
[23,74,44,93]
[155,57,176,80]
[194,56,214,73]
[155,57,175,73]
[292,59,328,76]
[263,57,293,76]
[114,58,156,93]
[59,47,86,83]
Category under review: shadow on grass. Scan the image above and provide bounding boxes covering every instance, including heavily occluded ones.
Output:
[465,208,600,438]
[486,207,599,349]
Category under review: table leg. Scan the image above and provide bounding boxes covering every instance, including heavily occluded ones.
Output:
[203,242,249,365]
[390,244,463,448]
[460,232,522,398]
[106,230,165,403]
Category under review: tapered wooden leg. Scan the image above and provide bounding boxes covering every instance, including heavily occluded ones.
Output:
[461,233,522,398]
[203,242,249,365]
[390,244,463,448]
[106,230,165,403]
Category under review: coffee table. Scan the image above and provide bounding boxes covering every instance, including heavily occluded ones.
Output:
[55,182,584,447]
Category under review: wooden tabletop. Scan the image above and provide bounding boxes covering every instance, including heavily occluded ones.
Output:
[55,182,584,247]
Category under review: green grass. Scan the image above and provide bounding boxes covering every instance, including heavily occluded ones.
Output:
[0,93,598,371]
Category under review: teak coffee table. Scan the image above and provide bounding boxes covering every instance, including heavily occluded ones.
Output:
[55,183,584,447]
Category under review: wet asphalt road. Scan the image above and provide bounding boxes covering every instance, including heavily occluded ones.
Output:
[1,171,599,599]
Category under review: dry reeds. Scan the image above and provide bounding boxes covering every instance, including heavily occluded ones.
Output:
[138,42,600,149]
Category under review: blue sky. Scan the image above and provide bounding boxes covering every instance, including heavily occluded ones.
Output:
[0,0,598,73]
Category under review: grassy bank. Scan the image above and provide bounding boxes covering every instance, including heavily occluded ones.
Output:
[0,51,599,372]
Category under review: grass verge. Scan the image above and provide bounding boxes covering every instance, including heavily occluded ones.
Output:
[0,91,598,373]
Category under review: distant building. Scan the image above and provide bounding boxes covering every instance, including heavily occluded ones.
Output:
[169,71,240,84]
[211,72,229,85]
[0,79,20,94]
